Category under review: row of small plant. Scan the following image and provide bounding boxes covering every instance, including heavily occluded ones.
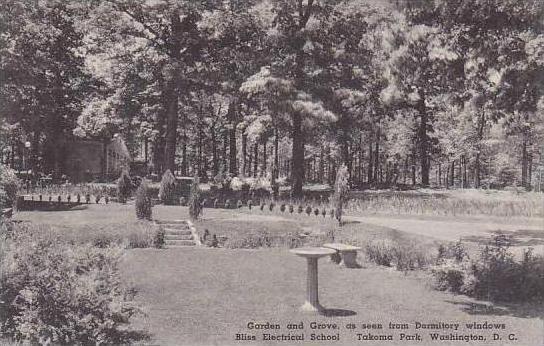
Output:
[26,184,117,200]
[0,220,148,344]
[184,197,343,219]
[25,193,111,204]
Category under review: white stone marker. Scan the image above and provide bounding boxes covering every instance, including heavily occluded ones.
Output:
[290,247,336,313]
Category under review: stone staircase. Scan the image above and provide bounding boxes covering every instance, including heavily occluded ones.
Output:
[156,220,201,248]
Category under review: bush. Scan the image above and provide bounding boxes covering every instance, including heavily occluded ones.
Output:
[135,179,152,220]
[188,176,202,221]
[153,227,165,248]
[117,169,132,203]
[365,239,395,267]
[0,165,20,209]
[0,226,145,344]
[224,232,304,249]
[431,236,544,302]
[159,169,177,205]
[365,238,430,271]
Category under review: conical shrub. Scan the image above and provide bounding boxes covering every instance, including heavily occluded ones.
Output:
[117,169,132,204]
[159,169,177,205]
[135,179,153,220]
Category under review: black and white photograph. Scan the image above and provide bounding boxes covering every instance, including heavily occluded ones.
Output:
[0,0,543,345]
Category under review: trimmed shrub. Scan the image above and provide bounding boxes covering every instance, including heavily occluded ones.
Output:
[332,164,350,225]
[225,199,231,209]
[158,169,177,205]
[135,179,153,220]
[280,204,286,212]
[247,199,253,210]
[188,176,202,221]
[0,165,19,209]
[153,227,165,248]
[237,200,243,208]
[117,169,132,204]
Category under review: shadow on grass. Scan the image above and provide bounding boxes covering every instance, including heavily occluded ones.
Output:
[117,329,152,344]
[321,308,357,317]
[19,204,89,212]
[446,300,544,319]
[461,230,544,247]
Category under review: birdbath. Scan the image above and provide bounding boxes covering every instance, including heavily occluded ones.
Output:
[290,247,336,313]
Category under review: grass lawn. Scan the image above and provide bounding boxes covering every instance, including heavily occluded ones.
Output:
[12,199,544,345]
[120,247,544,346]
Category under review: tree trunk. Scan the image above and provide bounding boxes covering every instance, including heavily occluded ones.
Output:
[450,160,455,187]
[438,163,442,187]
[291,111,304,198]
[374,135,380,183]
[242,132,247,177]
[411,154,416,186]
[211,122,218,176]
[228,102,237,176]
[253,142,258,178]
[262,137,268,175]
[462,155,467,188]
[475,153,481,188]
[222,129,228,172]
[274,126,279,180]
[417,97,430,186]
[367,142,373,183]
[521,139,528,188]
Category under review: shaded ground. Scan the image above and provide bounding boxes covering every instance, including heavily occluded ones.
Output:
[121,248,544,346]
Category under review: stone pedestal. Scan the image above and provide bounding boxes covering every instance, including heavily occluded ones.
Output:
[290,247,336,313]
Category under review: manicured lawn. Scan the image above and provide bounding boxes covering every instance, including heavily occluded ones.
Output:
[120,248,544,346]
[13,200,544,345]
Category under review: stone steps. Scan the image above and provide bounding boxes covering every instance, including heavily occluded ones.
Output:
[164,233,193,241]
[165,239,196,247]
[157,220,200,249]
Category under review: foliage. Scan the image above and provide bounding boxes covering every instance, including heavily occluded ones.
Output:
[0,225,146,344]
[0,165,19,209]
[117,169,132,204]
[1,0,543,192]
[159,170,177,205]
[188,176,202,221]
[135,178,153,220]
[432,236,544,302]
[365,238,430,271]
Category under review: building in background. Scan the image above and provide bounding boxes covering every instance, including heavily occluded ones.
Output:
[64,134,131,182]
